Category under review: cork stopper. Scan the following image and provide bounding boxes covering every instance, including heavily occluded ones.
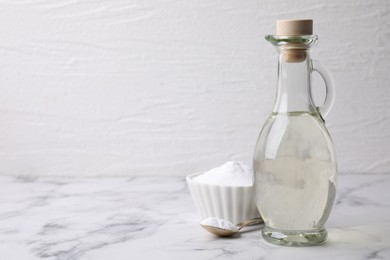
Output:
[276,19,313,36]
[276,19,313,63]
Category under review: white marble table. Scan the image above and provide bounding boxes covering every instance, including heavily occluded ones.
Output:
[0,173,389,260]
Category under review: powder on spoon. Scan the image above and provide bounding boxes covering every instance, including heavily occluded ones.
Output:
[194,161,253,186]
[200,217,239,232]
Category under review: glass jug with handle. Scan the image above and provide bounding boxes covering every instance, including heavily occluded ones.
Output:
[253,19,337,246]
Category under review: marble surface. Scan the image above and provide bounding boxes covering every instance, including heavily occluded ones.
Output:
[0,173,389,260]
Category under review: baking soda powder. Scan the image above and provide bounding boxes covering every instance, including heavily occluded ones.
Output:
[194,161,253,186]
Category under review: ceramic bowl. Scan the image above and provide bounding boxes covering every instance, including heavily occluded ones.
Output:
[186,172,260,225]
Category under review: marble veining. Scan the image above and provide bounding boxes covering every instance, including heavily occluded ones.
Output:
[0,173,389,260]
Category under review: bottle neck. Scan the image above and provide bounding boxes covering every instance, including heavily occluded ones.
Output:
[273,49,317,114]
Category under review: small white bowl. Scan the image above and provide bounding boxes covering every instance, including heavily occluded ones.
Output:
[186,172,260,225]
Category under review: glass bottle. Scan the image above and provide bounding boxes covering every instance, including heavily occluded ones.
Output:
[253,20,337,246]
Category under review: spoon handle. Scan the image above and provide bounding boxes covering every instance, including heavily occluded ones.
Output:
[237,217,263,230]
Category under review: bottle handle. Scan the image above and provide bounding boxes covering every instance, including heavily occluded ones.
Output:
[311,60,335,117]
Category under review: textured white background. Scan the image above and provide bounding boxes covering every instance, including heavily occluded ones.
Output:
[0,0,389,176]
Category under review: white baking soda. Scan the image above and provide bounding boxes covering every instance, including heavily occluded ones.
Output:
[194,161,253,186]
[200,218,239,232]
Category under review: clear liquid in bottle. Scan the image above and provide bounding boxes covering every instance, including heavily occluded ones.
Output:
[254,112,336,232]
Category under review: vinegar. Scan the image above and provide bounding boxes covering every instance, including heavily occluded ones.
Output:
[254,112,337,231]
